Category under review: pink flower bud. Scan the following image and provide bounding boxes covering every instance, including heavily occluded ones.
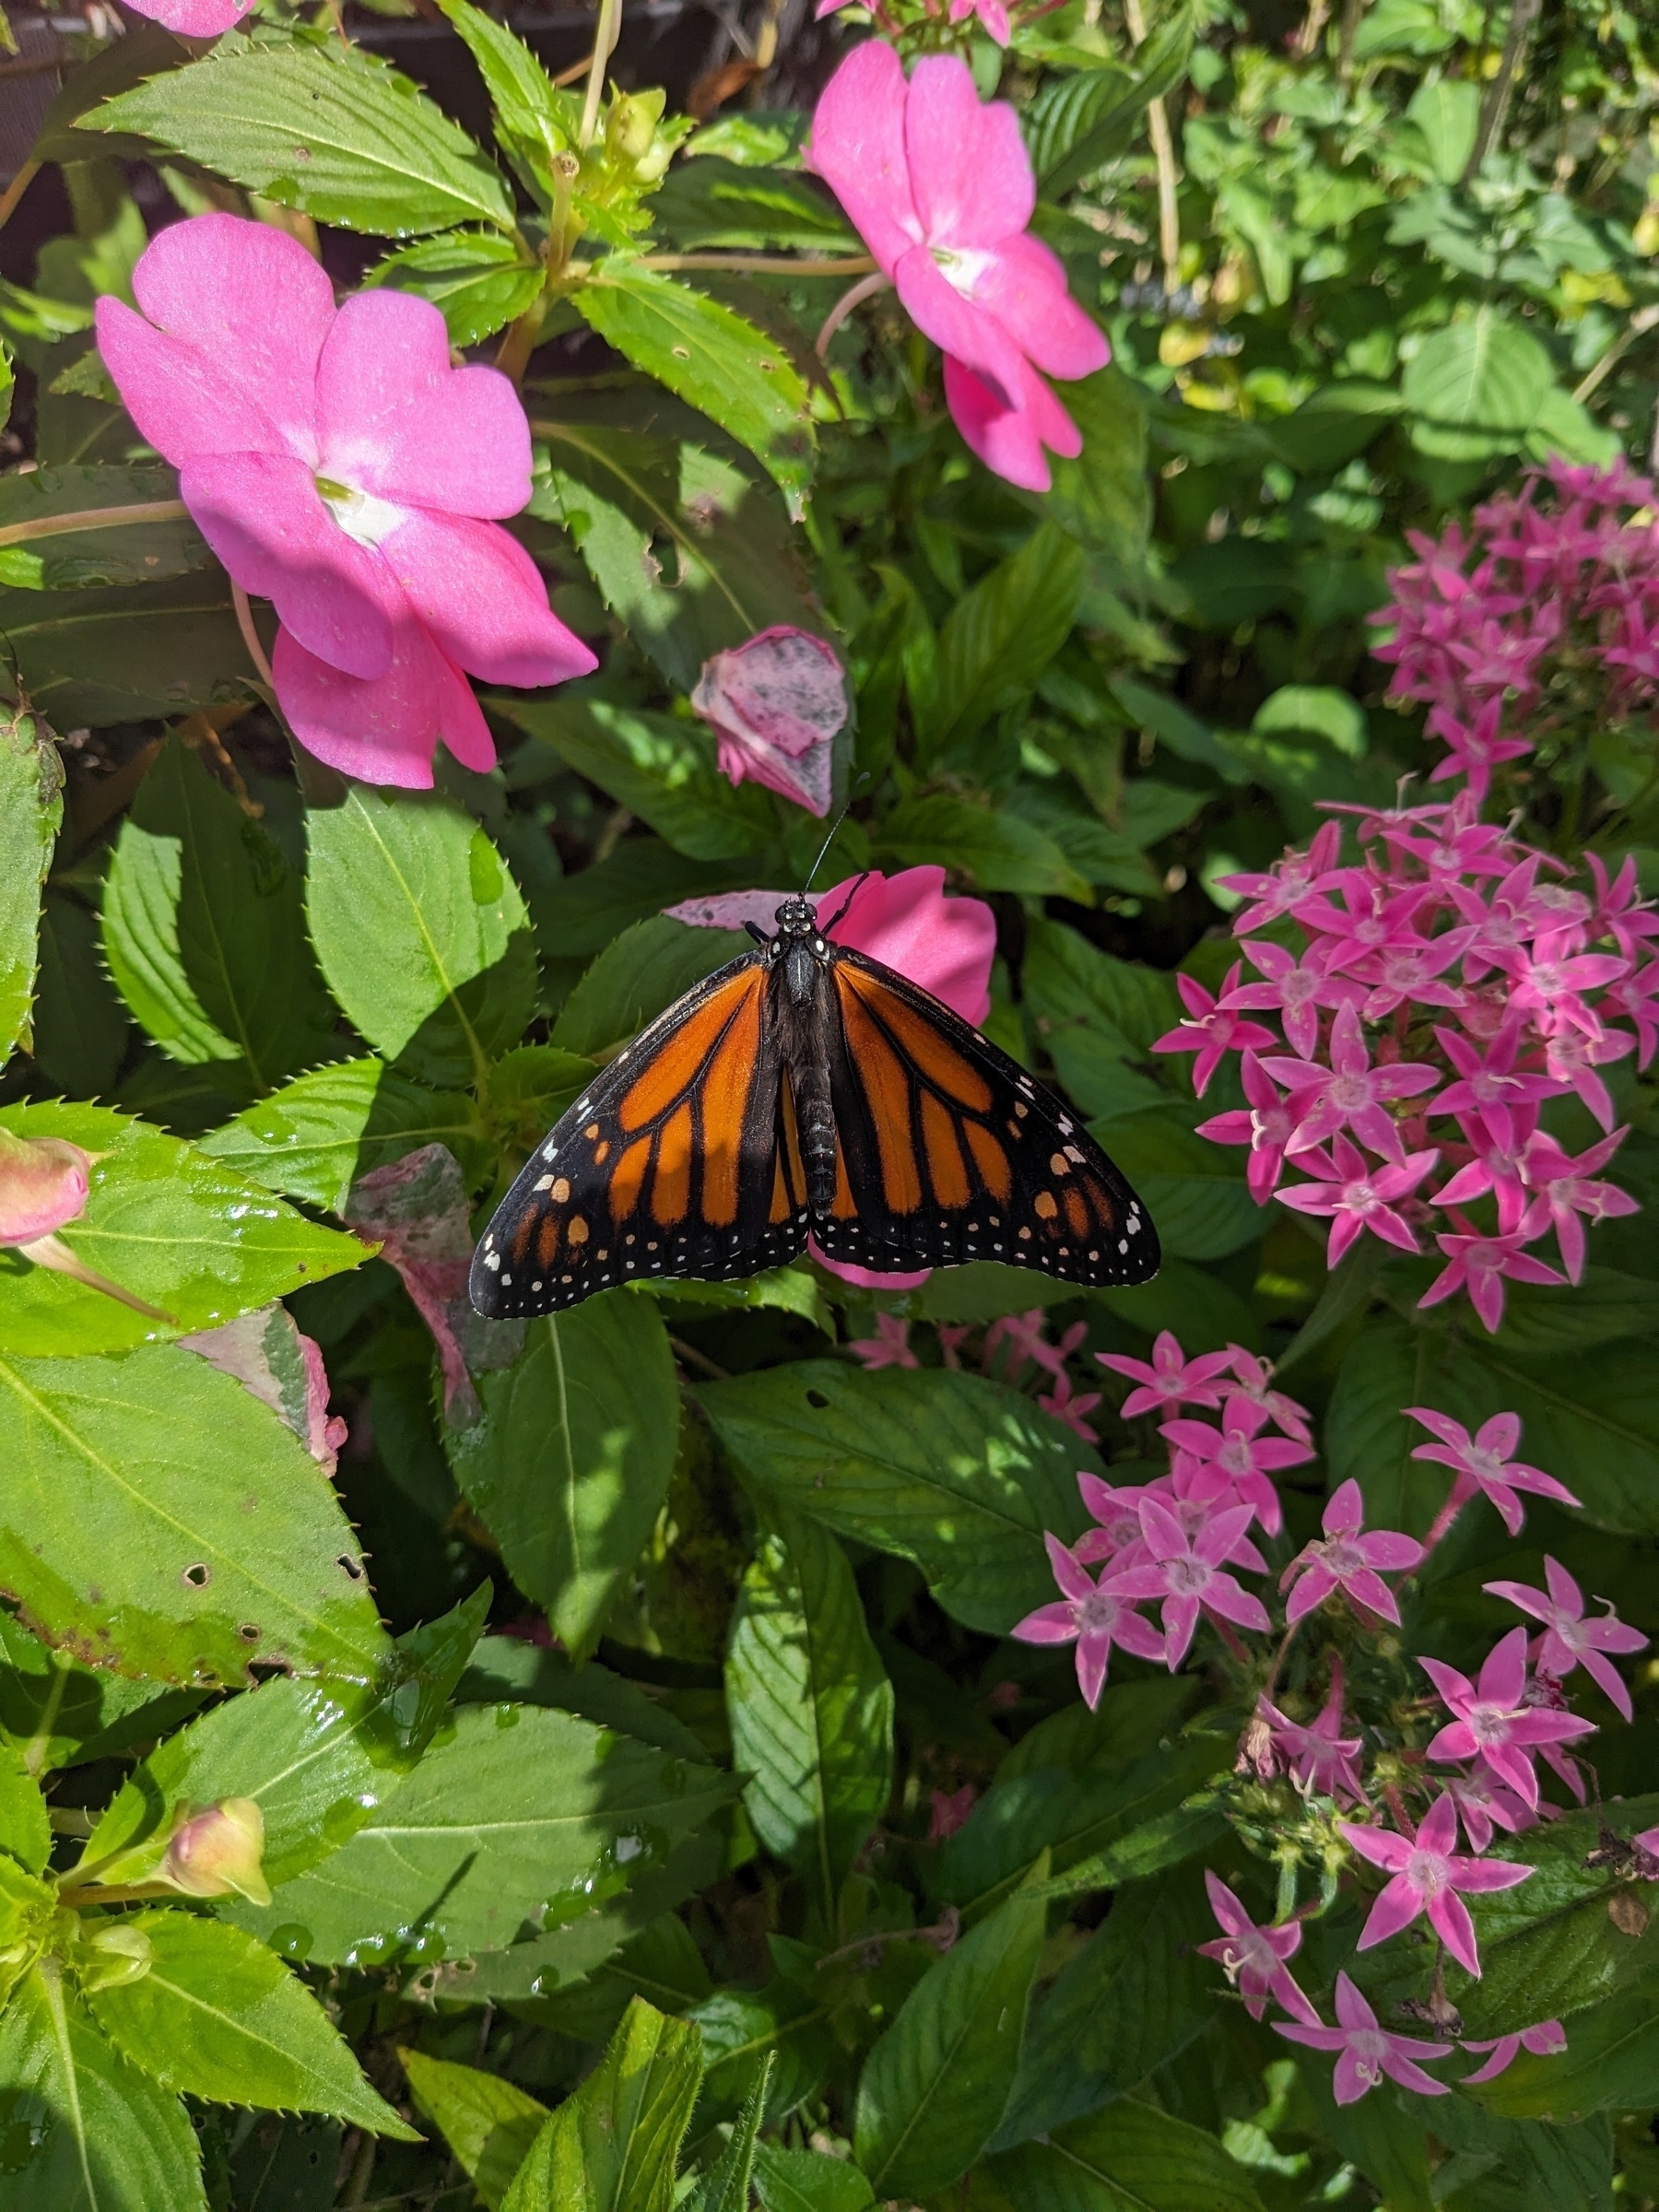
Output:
[159,1797,272,1908]
[0,1130,90,1246]
[692,626,847,818]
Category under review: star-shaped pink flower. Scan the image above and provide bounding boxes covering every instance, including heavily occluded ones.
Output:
[1096,1330,1233,1419]
[1264,1003,1440,1162]
[1257,1663,1366,1804]
[1418,1225,1566,1335]
[1460,2018,1566,2082]
[1106,1497,1271,1668]
[1484,1556,1648,1721]
[1195,1052,1298,1205]
[1404,1408,1581,1536]
[1518,1127,1641,1284]
[1420,1628,1597,1809]
[1197,1873,1319,2024]
[1012,1534,1165,1708]
[1275,1136,1439,1269]
[1281,1480,1423,1626]
[848,1312,919,1370]
[1153,965,1277,1097]
[1277,1971,1453,2103]
[1342,1792,1531,1977]
[1159,1401,1312,1536]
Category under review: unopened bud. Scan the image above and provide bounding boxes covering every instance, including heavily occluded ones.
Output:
[606,89,661,165]
[76,1922,154,1991]
[159,1797,272,1908]
[0,1129,90,1246]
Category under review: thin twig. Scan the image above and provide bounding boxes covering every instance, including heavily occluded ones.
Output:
[0,499,190,549]
[815,270,891,359]
[1572,300,1659,405]
[230,579,275,691]
[1123,0,1181,290]
[578,0,623,150]
[1462,0,1541,183]
[0,159,39,236]
[669,1335,731,1380]
[637,252,877,276]
[1336,0,1370,81]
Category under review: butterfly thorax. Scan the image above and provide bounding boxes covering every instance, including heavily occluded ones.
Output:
[766,896,834,1007]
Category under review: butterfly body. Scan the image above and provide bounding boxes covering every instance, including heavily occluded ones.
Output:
[469,894,1159,1317]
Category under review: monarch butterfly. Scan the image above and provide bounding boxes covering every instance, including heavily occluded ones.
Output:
[469,884,1159,1317]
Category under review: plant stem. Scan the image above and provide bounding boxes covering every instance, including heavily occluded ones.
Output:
[0,159,39,236]
[578,0,622,151]
[230,579,275,691]
[0,500,190,549]
[1124,0,1181,291]
[816,271,891,359]
[1462,0,1541,184]
[637,252,877,276]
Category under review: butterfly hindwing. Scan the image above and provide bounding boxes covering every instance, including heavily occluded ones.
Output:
[469,954,808,1316]
[810,949,1159,1287]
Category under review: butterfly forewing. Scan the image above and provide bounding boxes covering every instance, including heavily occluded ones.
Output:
[469,954,808,1317]
[807,950,1159,1287]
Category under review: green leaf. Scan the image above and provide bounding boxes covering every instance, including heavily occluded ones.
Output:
[402,2050,548,2210]
[1324,1316,1442,1536]
[0,1100,367,1358]
[1090,1112,1260,1262]
[985,2097,1267,2212]
[1402,307,1554,460]
[0,1741,51,1873]
[698,1363,1095,1634]
[502,1997,703,2212]
[82,1590,487,1891]
[0,703,61,1067]
[853,1881,1045,2199]
[919,524,1087,764]
[30,893,131,1100]
[1022,62,1135,189]
[459,1637,712,1766]
[725,1510,893,1921]
[90,37,515,237]
[752,2146,876,2212]
[366,230,543,347]
[305,786,537,1090]
[877,794,1091,901]
[1108,675,1250,784]
[551,917,748,1059]
[1401,76,1481,182]
[1038,371,1150,566]
[571,266,814,520]
[1041,2,1194,194]
[1474,1964,1659,2119]
[1021,916,1179,1123]
[225,1703,735,1966]
[689,1978,834,2119]
[0,1615,204,1777]
[197,1057,488,1214]
[652,159,856,253]
[685,2052,772,2212]
[0,1959,207,2212]
[0,1341,387,1686]
[100,737,337,1094]
[1298,2065,1434,2212]
[0,466,206,594]
[433,0,571,201]
[0,574,250,729]
[497,697,774,862]
[444,1296,680,1662]
[85,1913,416,2134]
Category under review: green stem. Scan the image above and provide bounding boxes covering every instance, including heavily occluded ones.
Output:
[0,499,190,548]
[577,0,622,151]
[637,251,877,276]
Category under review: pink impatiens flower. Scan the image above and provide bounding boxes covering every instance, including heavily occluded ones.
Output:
[1342,1792,1531,1977]
[1460,2018,1566,2082]
[692,626,848,817]
[0,1128,91,1246]
[808,44,1108,492]
[1106,1496,1271,1668]
[1405,1407,1581,1537]
[1012,1533,1165,1707]
[1420,1628,1597,1809]
[1281,1480,1424,1627]
[1197,1873,1319,2024]
[96,217,594,786]
[1277,1971,1453,2103]
[123,0,251,32]
[1484,1557,1648,1720]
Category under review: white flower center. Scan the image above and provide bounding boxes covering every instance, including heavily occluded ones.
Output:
[931,244,995,298]
[315,476,407,549]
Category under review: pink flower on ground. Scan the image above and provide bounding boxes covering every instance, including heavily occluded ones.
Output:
[1258,1664,1367,1803]
[1106,1497,1271,1668]
[692,626,848,817]
[96,217,594,787]
[1277,1971,1453,2102]
[1484,1557,1648,1720]
[1421,1628,1598,1809]
[1097,1329,1233,1418]
[1012,1533,1165,1707]
[1039,1370,1102,1441]
[1405,1407,1582,1537]
[1461,2019,1566,2082]
[1281,1480,1424,1626]
[0,1129,91,1245]
[1197,1873,1319,2023]
[1342,1792,1531,1976]
[1275,1136,1439,1268]
[807,45,1107,493]
[848,1312,919,1370]
[1153,966,1277,1097]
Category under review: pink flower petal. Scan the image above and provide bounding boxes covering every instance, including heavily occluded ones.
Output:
[804,41,920,274]
[902,54,1034,250]
[382,509,596,688]
[818,865,996,1024]
[968,234,1109,382]
[943,353,1080,494]
[273,618,494,788]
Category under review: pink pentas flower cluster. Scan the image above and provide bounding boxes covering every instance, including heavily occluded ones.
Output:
[1371,457,1659,799]
[96,217,595,789]
[808,43,1109,492]
[1160,795,1650,1333]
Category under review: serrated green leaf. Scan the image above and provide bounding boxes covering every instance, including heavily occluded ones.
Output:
[224,1703,736,1966]
[503,1997,703,2212]
[651,159,856,253]
[0,1742,50,1873]
[0,703,61,1067]
[985,2096,1268,2212]
[551,917,749,1059]
[0,1100,367,1357]
[89,38,514,237]
[366,230,544,347]
[402,2050,548,2210]
[101,737,337,1094]
[82,1591,488,1892]
[853,1882,1045,2199]
[751,2145,875,2212]
[86,1913,417,2134]
[1474,1964,1659,2119]
[699,1363,1095,1633]
[0,1615,204,1777]
[444,1296,680,1662]
[305,786,537,1090]
[1022,61,1135,185]
[433,0,571,204]
[572,266,814,519]
[726,1511,892,1921]
[684,2053,771,2212]
[1037,367,1150,565]
[197,1057,488,1214]
[1041,3,1194,194]
[29,893,131,1099]
[0,466,206,594]
[0,1341,387,1686]
[0,1958,207,2212]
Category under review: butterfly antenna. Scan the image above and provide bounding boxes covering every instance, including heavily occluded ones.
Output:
[802,773,870,896]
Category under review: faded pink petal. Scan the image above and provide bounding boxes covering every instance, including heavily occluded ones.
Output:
[694,627,847,818]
